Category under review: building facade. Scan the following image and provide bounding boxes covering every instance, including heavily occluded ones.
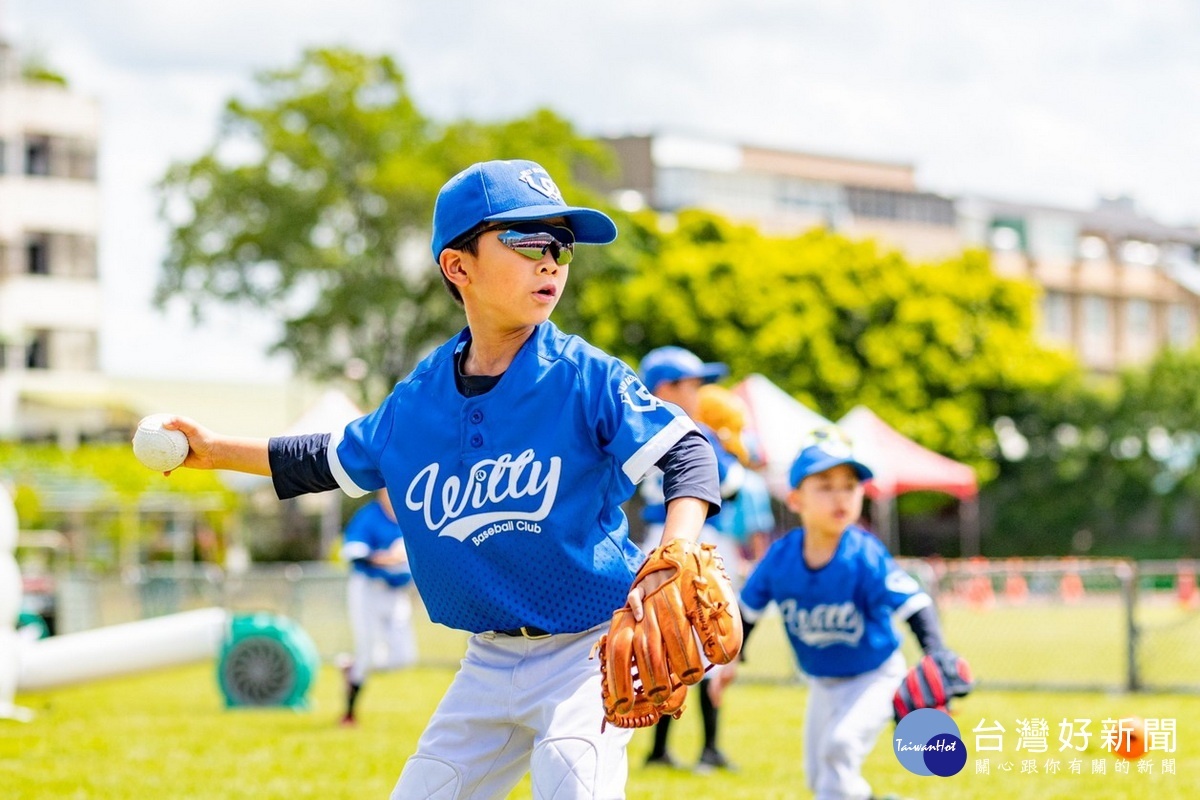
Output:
[598,133,963,262]
[598,132,1200,372]
[958,195,1200,372]
[0,41,106,443]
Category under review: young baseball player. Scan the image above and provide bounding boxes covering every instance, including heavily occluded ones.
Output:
[697,384,776,572]
[153,159,723,800]
[635,346,744,773]
[339,488,417,726]
[728,429,952,800]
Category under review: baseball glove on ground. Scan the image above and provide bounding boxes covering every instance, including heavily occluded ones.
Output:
[595,539,743,729]
[893,650,974,722]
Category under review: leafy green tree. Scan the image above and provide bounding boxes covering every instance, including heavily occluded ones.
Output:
[578,211,1075,481]
[157,48,616,406]
[985,344,1200,558]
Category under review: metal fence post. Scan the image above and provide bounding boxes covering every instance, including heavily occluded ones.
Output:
[1118,560,1140,692]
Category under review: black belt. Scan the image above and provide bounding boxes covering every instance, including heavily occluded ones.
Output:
[495,626,552,639]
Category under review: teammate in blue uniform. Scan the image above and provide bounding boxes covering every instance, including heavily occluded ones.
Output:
[729,429,950,800]
[154,159,722,800]
[339,489,416,726]
[635,346,744,773]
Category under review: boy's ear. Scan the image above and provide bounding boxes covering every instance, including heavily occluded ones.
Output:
[440,249,470,292]
[784,487,803,516]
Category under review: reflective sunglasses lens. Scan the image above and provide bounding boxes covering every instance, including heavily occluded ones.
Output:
[500,233,574,266]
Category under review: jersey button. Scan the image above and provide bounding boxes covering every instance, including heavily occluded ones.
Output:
[470,434,483,447]
[469,410,483,424]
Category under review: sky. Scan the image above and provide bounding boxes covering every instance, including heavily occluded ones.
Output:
[5,0,1199,382]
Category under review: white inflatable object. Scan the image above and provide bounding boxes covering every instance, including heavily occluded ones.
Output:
[16,607,227,691]
[132,414,191,472]
[0,484,32,721]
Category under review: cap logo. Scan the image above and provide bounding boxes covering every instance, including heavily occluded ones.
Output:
[806,426,854,458]
[519,168,564,202]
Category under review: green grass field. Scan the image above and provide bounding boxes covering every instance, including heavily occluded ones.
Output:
[3,659,1196,800]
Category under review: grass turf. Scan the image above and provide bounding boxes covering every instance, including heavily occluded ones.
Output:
[4,660,1197,799]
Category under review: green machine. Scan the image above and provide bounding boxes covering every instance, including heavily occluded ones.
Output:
[217,613,320,709]
[16,610,50,640]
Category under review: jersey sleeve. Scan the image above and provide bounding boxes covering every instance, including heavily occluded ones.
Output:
[701,424,746,499]
[739,544,779,622]
[865,545,931,619]
[590,358,697,485]
[340,504,374,562]
[328,398,396,497]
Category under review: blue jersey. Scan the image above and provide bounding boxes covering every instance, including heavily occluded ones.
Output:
[740,525,929,678]
[641,422,743,524]
[341,500,412,588]
[328,322,697,634]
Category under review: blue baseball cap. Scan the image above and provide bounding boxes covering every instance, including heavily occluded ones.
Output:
[788,438,874,488]
[639,346,728,392]
[431,159,618,262]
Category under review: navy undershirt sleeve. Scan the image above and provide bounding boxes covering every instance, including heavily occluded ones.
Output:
[269,433,338,499]
[655,429,722,518]
[905,603,946,654]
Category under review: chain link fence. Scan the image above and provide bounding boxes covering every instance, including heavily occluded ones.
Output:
[42,557,1200,692]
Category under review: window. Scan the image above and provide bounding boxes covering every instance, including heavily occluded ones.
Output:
[67,142,98,181]
[1082,295,1112,363]
[26,233,50,275]
[1119,240,1159,268]
[844,187,955,226]
[1125,299,1154,361]
[26,330,51,370]
[989,217,1027,252]
[1126,299,1152,337]
[1027,214,1078,260]
[1042,292,1072,341]
[1078,235,1108,262]
[25,135,51,177]
[1084,296,1111,335]
[55,330,99,371]
[1168,304,1194,348]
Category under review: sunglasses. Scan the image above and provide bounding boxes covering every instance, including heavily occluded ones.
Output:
[492,223,576,266]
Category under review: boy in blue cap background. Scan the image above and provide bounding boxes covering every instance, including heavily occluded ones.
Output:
[730,428,960,800]
[636,345,746,773]
[155,160,725,799]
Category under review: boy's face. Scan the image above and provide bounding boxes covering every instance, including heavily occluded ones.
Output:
[785,463,865,536]
[651,377,704,419]
[443,218,570,328]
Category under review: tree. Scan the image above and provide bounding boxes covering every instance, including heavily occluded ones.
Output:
[157,48,617,406]
[985,344,1200,558]
[577,211,1075,480]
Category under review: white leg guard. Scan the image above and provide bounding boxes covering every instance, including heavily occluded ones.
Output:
[391,755,462,800]
[531,737,598,800]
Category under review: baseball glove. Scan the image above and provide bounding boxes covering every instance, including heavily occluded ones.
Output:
[595,539,743,729]
[893,650,975,722]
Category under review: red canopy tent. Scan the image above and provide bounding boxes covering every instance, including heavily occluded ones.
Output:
[837,406,980,555]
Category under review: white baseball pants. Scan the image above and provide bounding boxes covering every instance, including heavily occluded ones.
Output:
[390,624,633,800]
[347,571,417,685]
[804,649,906,800]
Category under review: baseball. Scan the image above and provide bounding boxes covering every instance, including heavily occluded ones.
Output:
[1114,716,1147,760]
[132,414,190,472]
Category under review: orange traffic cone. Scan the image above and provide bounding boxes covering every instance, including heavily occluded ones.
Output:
[966,556,995,609]
[1178,564,1199,609]
[1005,560,1029,605]
[1060,568,1084,605]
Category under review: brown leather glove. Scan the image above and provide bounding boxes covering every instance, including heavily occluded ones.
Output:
[595,539,743,729]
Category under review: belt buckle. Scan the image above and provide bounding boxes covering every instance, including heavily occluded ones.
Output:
[521,626,552,640]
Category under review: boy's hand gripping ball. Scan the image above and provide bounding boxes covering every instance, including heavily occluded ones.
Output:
[132,414,190,472]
